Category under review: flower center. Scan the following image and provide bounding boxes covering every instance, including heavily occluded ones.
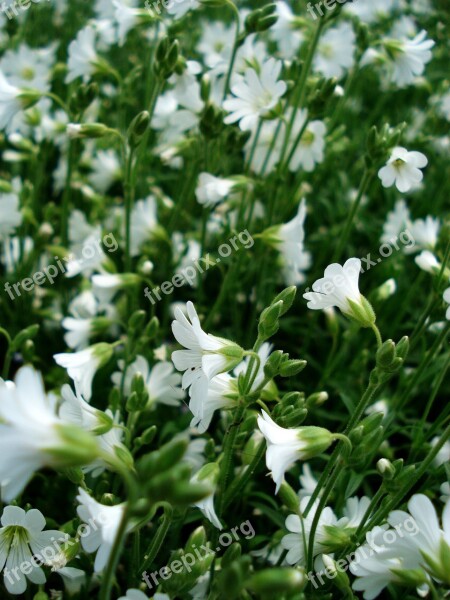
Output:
[320,43,333,59]
[393,158,406,168]
[20,67,35,81]
[2,526,30,553]
[302,130,316,147]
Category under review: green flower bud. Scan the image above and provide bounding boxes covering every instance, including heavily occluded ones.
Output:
[51,425,99,467]
[246,568,306,594]
[347,296,376,328]
[279,359,307,377]
[306,391,328,408]
[263,350,284,378]
[12,324,39,351]
[145,316,159,339]
[279,482,300,514]
[376,340,396,369]
[137,438,188,478]
[377,458,396,479]
[67,123,112,139]
[395,336,409,360]
[222,543,242,568]
[127,111,150,148]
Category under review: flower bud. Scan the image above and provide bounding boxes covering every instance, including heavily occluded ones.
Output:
[127,111,150,148]
[66,123,111,139]
[246,568,306,594]
[279,359,307,377]
[377,458,396,479]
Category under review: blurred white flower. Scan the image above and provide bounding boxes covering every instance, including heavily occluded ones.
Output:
[314,22,356,79]
[66,25,100,83]
[387,30,435,87]
[195,173,235,208]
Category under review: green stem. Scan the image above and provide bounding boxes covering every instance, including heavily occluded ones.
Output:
[222,3,240,101]
[223,440,265,510]
[137,503,173,574]
[333,169,373,263]
[358,422,450,540]
[371,324,383,349]
[392,322,449,415]
[99,504,131,600]
[278,19,324,166]
[218,404,245,516]
[124,148,135,273]
[61,140,76,246]
[0,327,12,379]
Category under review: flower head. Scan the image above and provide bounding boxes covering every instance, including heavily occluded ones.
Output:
[223,58,287,131]
[378,146,428,193]
[303,258,376,327]
[257,410,334,493]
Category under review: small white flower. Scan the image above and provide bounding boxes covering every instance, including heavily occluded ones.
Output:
[76,488,129,572]
[59,384,113,435]
[381,199,410,244]
[66,25,100,83]
[444,288,450,321]
[0,71,40,129]
[190,463,222,530]
[130,196,158,257]
[304,258,375,327]
[431,436,450,466]
[88,149,122,193]
[195,173,236,208]
[0,367,98,501]
[113,0,139,45]
[188,372,238,433]
[171,301,244,386]
[281,496,337,565]
[415,250,441,274]
[111,355,184,407]
[386,30,435,87]
[270,1,303,59]
[54,343,113,401]
[314,22,356,79]
[0,191,22,240]
[223,58,287,131]
[378,147,428,193]
[62,291,99,351]
[406,216,440,253]
[257,410,334,493]
[287,112,326,173]
[273,199,311,285]
[118,590,149,600]
[0,505,64,595]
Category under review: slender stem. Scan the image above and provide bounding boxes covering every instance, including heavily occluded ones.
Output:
[278,19,324,166]
[222,4,240,101]
[218,404,245,516]
[137,503,173,574]
[333,169,373,263]
[282,117,309,174]
[61,140,75,246]
[304,379,381,516]
[223,440,265,510]
[392,322,449,415]
[124,148,135,273]
[0,327,12,379]
[99,504,131,600]
[371,324,383,349]
[358,422,450,539]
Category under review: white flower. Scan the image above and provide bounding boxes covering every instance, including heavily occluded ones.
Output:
[190,463,222,530]
[188,372,238,433]
[281,496,337,565]
[111,355,184,407]
[381,199,410,244]
[118,590,149,600]
[171,301,244,386]
[441,482,450,504]
[304,258,375,326]
[299,464,319,499]
[273,199,311,285]
[166,0,199,19]
[113,0,139,45]
[130,196,158,256]
[88,149,121,193]
[223,58,287,131]
[0,367,98,501]
[415,251,441,273]
[82,411,130,478]
[76,488,129,572]
[444,288,450,321]
[0,505,64,595]
[0,191,22,239]
[59,384,113,435]
[0,71,33,130]
[270,1,303,59]
[66,26,100,83]
[387,30,435,87]
[287,112,326,173]
[405,216,440,253]
[350,494,450,597]
[257,410,334,493]
[54,343,113,401]
[314,22,356,79]
[378,147,428,193]
[431,436,450,466]
[195,173,236,208]
[62,291,99,351]
[345,0,395,23]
